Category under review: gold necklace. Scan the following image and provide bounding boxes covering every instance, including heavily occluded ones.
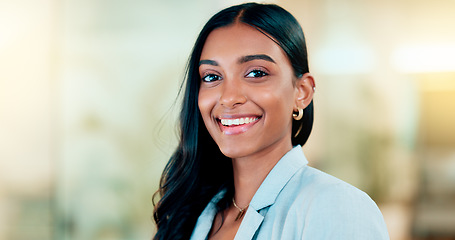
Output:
[232,198,249,221]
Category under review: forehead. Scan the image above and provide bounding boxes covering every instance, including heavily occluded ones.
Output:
[200,23,288,62]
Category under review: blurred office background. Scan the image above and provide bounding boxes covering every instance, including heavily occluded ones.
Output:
[1,0,454,239]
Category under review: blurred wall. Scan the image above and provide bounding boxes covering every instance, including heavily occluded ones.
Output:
[1,0,454,240]
[0,0,55,239]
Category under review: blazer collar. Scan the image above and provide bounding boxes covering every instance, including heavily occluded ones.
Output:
[233,145,308,239]
[249,145,308,211]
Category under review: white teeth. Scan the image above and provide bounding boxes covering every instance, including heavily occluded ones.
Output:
[220,117,258,126]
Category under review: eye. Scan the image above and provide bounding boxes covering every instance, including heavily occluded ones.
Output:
[245,69,269,78]
[201,73,222,82]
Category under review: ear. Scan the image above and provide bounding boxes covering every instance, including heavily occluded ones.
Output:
[294,73,315,110]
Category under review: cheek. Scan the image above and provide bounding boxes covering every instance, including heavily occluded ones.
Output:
[198,90,215,119]
[258,86,295,118]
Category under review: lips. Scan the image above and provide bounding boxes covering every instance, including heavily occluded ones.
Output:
[216,115,261,135]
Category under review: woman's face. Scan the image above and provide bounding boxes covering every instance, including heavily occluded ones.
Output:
[198,23,306,160]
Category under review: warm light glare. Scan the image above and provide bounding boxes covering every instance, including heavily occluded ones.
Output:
[392,44,455,73]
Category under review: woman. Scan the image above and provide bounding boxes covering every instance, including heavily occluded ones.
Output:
[153,3,389,240]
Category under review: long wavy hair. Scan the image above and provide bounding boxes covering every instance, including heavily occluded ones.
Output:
[153,3,313,239]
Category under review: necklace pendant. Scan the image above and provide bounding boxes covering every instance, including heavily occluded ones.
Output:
[232,198,249,221]
[235,209,245,221]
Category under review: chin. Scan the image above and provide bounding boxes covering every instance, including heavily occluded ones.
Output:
[218,145,243,159]
[218,144,253,159]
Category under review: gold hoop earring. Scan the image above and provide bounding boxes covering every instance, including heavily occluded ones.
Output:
[293,108,303,121]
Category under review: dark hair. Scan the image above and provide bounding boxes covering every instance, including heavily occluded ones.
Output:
[153,3,313,239]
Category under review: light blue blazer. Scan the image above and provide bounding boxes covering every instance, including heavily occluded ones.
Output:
[190,146,390,240]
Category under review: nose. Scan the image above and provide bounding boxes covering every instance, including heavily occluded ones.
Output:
[219,77,247,108]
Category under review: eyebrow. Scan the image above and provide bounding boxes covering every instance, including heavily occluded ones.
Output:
[199,59,218,66]
[239,54,275,64]
[199,54,276,67]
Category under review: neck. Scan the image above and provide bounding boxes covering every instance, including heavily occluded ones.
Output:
[231,143,293,208]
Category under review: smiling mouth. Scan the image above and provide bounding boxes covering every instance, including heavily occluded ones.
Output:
[219,117,260,126]
[214,115,262,135]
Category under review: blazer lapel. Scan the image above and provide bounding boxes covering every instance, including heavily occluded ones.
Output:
[233,146,308,240]
[234,209,264,240]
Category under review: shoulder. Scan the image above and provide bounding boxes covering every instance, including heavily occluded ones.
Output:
[295,165,374,205]
[281,166,390,239]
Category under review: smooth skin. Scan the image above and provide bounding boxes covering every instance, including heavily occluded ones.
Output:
[198,23,315,240]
